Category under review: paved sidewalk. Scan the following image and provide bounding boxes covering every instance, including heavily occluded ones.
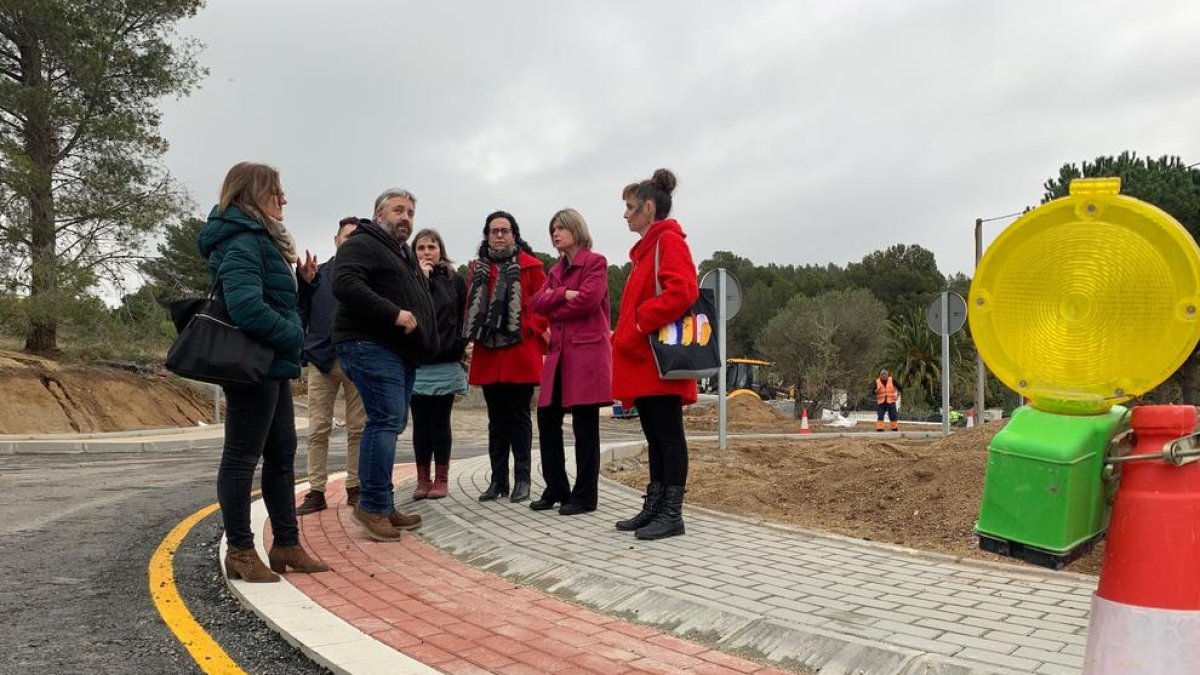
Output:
[229,438,1098,674]
[237,467,791,675]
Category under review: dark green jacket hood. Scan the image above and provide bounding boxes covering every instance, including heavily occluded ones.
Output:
[197,205,304,380]
[198,205,267,257]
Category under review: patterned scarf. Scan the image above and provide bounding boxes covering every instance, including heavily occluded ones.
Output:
[462,244,523,348]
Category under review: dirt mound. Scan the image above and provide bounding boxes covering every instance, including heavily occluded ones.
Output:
[0,359,216,434]
[684,396,801,433]
[604,422,1104,575]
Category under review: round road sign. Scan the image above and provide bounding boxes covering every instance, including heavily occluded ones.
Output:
[927,292,967,336]
[700,269,742,320]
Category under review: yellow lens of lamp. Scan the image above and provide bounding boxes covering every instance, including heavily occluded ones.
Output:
[969,178,1200,414]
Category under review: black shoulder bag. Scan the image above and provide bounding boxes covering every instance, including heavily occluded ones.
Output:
[165,282,273,387]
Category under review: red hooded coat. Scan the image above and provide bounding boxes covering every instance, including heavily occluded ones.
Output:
[611,219,699,406]
[466,250,549,386]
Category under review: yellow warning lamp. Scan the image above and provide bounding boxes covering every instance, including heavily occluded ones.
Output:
[969,178,1200,415]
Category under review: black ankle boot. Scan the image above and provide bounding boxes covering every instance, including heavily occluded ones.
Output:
[615,482,664,531]
[479,480,509,501]
[509,480,530,502]
[635,485,685,540]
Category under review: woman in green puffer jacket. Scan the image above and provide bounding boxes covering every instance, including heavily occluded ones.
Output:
[196,162,328,582]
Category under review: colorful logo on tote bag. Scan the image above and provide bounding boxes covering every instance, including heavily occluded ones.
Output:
[657,313,713,346]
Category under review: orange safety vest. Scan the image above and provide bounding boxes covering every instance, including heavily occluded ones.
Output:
[875,377,897,404]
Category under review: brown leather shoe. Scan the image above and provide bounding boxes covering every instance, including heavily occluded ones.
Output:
[225,546,280,583]
[353,505,402,541]
[268,544,331,574]
[345,486,359,508]
[296,490,327,515]
[388,510,422,530]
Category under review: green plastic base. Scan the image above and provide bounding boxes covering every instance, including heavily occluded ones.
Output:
[975,405,1126,560]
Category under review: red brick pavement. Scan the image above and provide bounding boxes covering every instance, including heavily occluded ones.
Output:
[266,466,791,675]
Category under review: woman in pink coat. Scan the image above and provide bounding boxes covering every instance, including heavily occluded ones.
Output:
[530,208,612,515]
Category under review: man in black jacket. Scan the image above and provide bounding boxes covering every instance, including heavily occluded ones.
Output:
[333,188,438,542]
[296,217,366,515]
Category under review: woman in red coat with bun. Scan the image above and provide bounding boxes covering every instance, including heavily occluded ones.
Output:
[464,211,548,503]
[610,168,697,540]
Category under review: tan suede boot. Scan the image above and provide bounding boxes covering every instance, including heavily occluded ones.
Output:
[353,505,402,541]
[268,544,331,574]
[225,546,281,583]
[388,510,422,530]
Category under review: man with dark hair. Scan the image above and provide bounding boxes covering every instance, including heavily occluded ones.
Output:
[334,189,438,542]
[297,217,366,515]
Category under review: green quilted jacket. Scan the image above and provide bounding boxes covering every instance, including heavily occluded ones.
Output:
[197,205,303,380]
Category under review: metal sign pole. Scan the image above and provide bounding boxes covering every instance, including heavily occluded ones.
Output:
[941,292,951,436]
[718,269,728,450]
[213,384,222,424]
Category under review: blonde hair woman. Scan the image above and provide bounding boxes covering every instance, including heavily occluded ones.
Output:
[529,209,611,515]
[197,162,328,581]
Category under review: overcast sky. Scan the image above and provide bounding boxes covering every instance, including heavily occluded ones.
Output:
[157,0,1200,278]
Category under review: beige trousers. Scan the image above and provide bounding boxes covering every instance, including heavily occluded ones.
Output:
[306,361,364,490]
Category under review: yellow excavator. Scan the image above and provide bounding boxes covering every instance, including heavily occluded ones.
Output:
[702,358,782,400]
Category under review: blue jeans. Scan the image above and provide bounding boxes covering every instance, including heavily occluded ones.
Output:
[337,340,415,514]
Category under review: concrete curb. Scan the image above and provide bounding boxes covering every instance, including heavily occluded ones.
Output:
[0,418,310,455]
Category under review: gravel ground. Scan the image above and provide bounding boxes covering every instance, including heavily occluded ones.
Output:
[173,514,330,675]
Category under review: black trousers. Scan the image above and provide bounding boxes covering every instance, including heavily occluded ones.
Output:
[482,383,534,484]
[411,393,455,466]
[635,395,689,487]
[537,368,601,508]
[218,379,299,550]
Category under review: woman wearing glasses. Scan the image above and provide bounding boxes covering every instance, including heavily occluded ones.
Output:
[197,162,330,580]
[463,211,548,503]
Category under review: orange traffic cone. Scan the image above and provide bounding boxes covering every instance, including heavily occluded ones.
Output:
[800,408,811,434]
[1083,405,1200,673]
[966,408,975,428]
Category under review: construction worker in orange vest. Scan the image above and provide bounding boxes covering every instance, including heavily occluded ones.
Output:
[873,369,901,432]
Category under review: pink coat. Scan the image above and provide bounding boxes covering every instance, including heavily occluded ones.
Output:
[532,247,613,408]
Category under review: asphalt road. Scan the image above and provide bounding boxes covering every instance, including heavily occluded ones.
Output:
[0,430,488,675]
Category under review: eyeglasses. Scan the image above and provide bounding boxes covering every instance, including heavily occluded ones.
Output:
[488,228,512,236]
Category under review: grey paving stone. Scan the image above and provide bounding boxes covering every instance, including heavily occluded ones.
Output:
[1013,646,1083,668]
[954,647,1040,671]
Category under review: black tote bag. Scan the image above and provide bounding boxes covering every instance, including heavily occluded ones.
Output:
[647,243,721,380]
[165,285,273,387]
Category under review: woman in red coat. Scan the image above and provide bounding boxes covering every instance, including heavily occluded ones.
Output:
[611,169,697,540]
[464,211,548,503]
[530,208,612,516]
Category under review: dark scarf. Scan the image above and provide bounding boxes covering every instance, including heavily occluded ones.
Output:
[463,244,523,348]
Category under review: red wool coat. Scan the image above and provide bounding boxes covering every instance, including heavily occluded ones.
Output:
[467,250,549,386]
[532,247,613,408]
[611,219,699,406]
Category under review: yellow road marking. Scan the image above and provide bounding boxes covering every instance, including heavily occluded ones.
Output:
[148,501,247,675]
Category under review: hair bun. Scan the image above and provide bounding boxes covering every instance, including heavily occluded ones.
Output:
[650,168,676,195]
